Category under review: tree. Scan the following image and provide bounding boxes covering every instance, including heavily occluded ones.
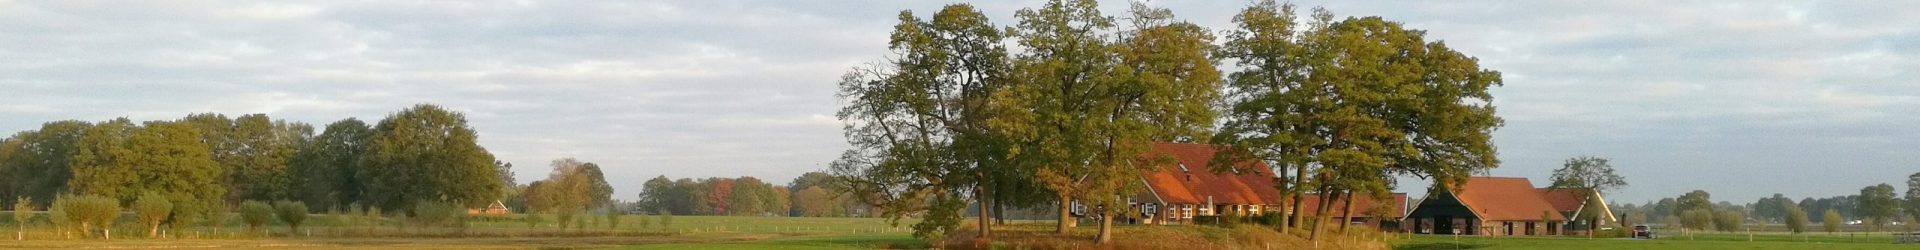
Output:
[638,175,675,213]
[705,178,734,215]
[1822,209,1841,234]
[1856,183,1899,230]
[523,158,608,227]
[1680,208,1713,231]
[792,186,844,217]
[1675,190,1712,217]
[54,195,118,239]
[0,121,92,207]
[1785,206,1808,234]
[1548,156,1626,237]
[273,200,308,234]
[1751,193,1796,223]
[578,163,614,208]
[995,0,1223,244]
[67,118,139,201]
[240,201,273,233]
[14,197,31,240]
[225,114,312,202]
[1712,210,1743,232]
[1906,173,1920,223]
[829,2,1020,240]
[290,118,373,211]
[1215,0,1502,238]
[133,193,172,238]
[358,104,503,210]
[727,177,765,216]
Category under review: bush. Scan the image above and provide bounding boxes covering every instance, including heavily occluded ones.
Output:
[133,193,172,238]
[47,198,69,238]
[240,200,274,232]
[606,210,623,229]
[525,213,546,228]
[12,197,31,228]
[54,195,119,239]
[169,200,204,232]
[636,212,651,229]
[273,200,308,233]
[203,202,230,230]
[1594,227,1632,238]
[410,200,467,229]
[1254,212,1286,227]
[659,212,672,229]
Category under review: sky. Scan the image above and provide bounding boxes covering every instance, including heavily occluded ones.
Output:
[0,0,1915,205]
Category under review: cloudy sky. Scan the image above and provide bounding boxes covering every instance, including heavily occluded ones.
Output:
[1,0,1915,205]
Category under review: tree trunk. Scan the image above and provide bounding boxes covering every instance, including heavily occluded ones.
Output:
[1095,213,1114,245]
[150,224,160,238]
[994,198,1006,226]
[1056,195,1073,235]
[1339,190,1356,233]
[1309,187,1332,240]
[1288,166,1307,233]
[975,185,991,239]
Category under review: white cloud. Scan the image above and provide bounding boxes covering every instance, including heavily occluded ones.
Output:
[0,0,1914,202]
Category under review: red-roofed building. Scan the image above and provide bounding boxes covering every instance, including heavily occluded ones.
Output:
[1539,188,1617,234]
[1405,177,1570,236]
[1130,143,1284,225]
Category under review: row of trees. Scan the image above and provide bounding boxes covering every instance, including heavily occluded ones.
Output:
[636,172,868,218]
[831,0,1502,244]
[1615,173,1920,234]
[0,104,509,213]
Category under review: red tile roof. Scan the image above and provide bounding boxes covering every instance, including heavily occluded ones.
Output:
[1452,177,1567,221]
[1297,193,1408,218]
[1537,188,1591,213]
[1138,143,1283,205]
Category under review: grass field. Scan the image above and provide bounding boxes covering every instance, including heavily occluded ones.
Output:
[0,214,922,249]
[6,214,1920,249]
[1395,232,1914,250]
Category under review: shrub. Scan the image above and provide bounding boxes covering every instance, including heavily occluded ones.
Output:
[525,213,546,228]
[1221,213,1244,226]
[1712,210,1743,232]
[345,205,364,227]
[658,212,672,229]
[12,197,31,227]
[54,195,119,239]
[607,209,623,229]
[273,200,308,234]
[1254,212,1286,227]
[202,202,230,231]
[410,200,467,229]
[133,193,172,238]
[636,212,651,230]
[47,197,69,238]
[240,201,274,233]
[13,197,30,240]
[1594,227,1632,238]
[169,200,205,233]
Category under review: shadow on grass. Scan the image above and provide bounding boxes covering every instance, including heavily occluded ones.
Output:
[1394,242,1489,250]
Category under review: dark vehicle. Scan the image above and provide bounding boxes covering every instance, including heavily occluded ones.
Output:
[1632,225,1656,239]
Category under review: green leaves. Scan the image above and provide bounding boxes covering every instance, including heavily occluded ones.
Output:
[359,104,502,210]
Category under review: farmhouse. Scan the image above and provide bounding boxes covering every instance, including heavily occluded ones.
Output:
[1404,177,1570,236]
[1130,143,1284,225]
[1540,187,1618,234]
[468,200,510,215]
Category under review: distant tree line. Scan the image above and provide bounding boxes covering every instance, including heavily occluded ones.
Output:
[1613,173,1920,234]
[635,172,871,218]
[0,104,510,214]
